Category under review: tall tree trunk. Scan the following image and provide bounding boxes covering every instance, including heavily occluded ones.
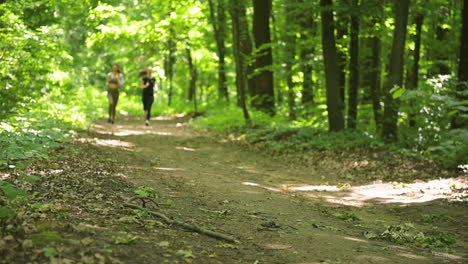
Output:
[368,16,383,131]
[298,0,315,105]
[229,0,251,123]
[166,27,176,106]
[336,0,348,108]
[382,0,410,142]
[252,0,275,115]
[347,0,360,129]
[407,14,424,127]
[186,47,198,113]
[320,0,345,131]
[208,0,229,101]
[452,0,468,128]
[285,0,297,120]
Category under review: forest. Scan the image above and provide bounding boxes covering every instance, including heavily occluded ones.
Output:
[1,0,468,263]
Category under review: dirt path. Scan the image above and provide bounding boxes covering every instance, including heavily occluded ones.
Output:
[84,116,467,264]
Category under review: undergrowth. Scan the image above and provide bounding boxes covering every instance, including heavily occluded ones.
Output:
[191,104,467,169]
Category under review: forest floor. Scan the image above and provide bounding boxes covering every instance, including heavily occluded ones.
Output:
[1,115,468,264]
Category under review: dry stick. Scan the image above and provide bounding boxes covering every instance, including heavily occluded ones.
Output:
[124,202,240,244]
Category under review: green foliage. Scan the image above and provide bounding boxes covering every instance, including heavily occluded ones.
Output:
[366,223,456,248]
[192,105,287,134]
[0,113,75,169]
[399,76,468,168]
[31,231,63,246]
[333,211,360,222]
[112,234,140,245]
[0,180,29,218]
[134,186,158,198]
[246,126,382,153]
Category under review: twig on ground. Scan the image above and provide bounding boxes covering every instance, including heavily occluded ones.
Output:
[123,202,240,244]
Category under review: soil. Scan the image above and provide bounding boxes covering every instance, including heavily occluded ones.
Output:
[1,115,467,264]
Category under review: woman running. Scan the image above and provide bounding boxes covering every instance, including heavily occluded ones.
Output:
[106,63,124,124]
[139,67,157,126]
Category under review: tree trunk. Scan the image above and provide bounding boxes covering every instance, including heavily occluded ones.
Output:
[347,0,359,129]
[320,0,345,131]
[370,31,382,130]
[407,14,424,127]
[252,0,275,115]
[285,0,297,120]
[300,27,315,105]
[166,28,176,106]
[298,0,315,105]
[382,0,410,142]
[452,0,468,128]
[336,0,348,108]
[229,0,251,123]
[208,0,229,101]
[186,47,198,113]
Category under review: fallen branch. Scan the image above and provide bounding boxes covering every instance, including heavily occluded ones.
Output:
[123,202,240,244]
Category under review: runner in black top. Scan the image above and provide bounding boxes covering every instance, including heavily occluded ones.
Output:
[139,67,157,126]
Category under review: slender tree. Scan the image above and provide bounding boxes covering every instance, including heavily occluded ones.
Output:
[452,0,468,128]
[335,0,348,108]
[320,0,345,131]
[208,0,229,101]
[382,0,410,142]
[284,0,298,120]
[229,0,251,123]
[370,15,383,131]
[299,17,316,105]
[407,14,424,127]
[252,0,275,115]
[347,0,360,129]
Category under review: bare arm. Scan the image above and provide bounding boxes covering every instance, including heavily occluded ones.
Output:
[140,79,149,90]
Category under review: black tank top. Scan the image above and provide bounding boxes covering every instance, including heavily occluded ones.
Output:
[142,77,156,96]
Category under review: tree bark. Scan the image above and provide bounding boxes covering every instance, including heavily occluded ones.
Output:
[252,0,275,115]
[320,0,345,131]
[370,31,382,130]
[382,0,410,142]
[208,0,229,101]
[229,0,251,123]
[166,27,176,106]
[298,0,315,105]
[186,47,198,112]
[407,14,424,127]
[347,0,359,129]
[452,0,468,128]
[335,0,348,108]
[285,0,297,120]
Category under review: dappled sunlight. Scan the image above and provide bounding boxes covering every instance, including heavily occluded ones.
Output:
[242,181,283,192]
[75,137,135,150]
[155,114,185,121]
[342,236,368,243]
[155,167,186,171]
[176,146,196,152]
[262,243,293,250]
[242,177,467,206]
[397,253,427,260]
[92,125,173,137]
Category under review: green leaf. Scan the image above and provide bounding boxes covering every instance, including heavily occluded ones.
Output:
[176,249,195,259]
[392,88,406,99]
[31,231,63,246]
[0,206,16,218]
[43,247,57,257]
[20,175,40,184]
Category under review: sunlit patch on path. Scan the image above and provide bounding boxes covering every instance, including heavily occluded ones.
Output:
[75,137,135,150]
[243,177,467,206]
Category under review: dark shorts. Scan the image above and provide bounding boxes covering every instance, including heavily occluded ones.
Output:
[142,95,154,111]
